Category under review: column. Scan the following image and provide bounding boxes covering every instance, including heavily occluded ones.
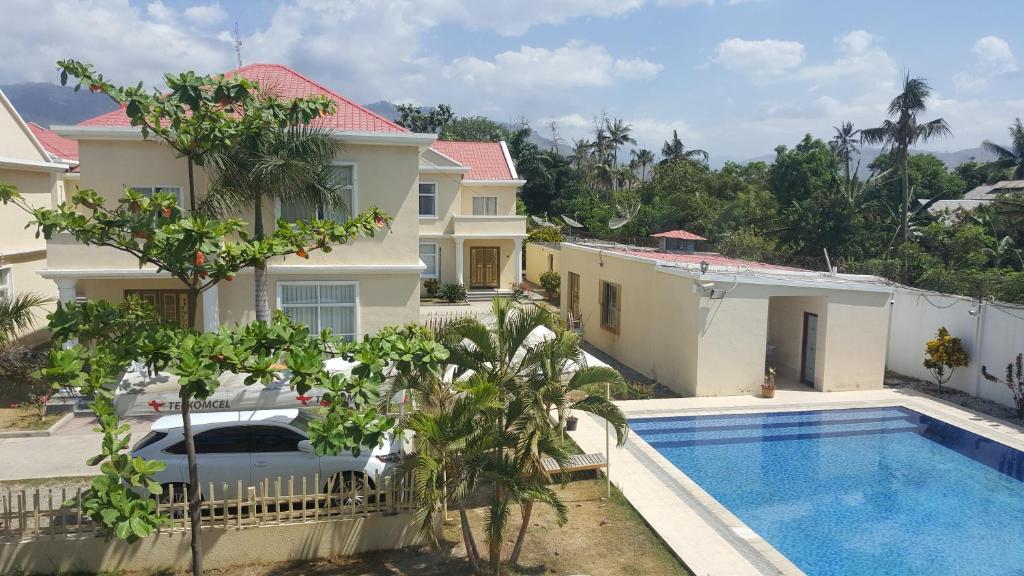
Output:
[455,238,465,286]
[202,282,220,332]
[55,277,77,305]
[513,238,523,284]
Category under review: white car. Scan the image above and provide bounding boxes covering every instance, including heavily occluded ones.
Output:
[131,409,403,501]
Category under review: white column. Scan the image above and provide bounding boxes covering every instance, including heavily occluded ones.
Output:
[55,277,77,305]
[513,238,523,284]
[455,238,465,286]
[202,283,220,332]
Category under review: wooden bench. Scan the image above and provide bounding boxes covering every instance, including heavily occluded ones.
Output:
[541,452,607,474]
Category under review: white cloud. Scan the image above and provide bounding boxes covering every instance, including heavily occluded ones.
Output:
[656,0,765,6]
[429,0,646,36]
[954,35,1018,91]
[146,0,174,22]
[184,3,227,26]
[798,30,897,92]
[712,38,805,78]
[540,113,701,152]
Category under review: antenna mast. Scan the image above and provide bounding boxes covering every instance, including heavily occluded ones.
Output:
[233,22,243,68]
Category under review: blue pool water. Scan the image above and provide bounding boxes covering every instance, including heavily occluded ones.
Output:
[631,407,1024,576]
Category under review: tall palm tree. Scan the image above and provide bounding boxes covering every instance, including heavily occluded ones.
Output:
[631,148,655,183]
[603,118,636,166]
[0,292,51,343]
[830,121,861,185]
[198,125,346,321]
[569,138,594,171]
[983,118,1024,180]
[861,73,952,248]
[660,130,708,165]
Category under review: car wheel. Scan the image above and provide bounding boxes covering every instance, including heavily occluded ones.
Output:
[327,472,372,506]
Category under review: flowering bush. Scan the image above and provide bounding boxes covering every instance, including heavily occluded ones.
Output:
[923,327,969,393]
[18,393,49,421]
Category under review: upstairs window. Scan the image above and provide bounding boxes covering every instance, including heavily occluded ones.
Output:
[280,164,354,222]
[419,243,439,278]
[600,280,621,333]
[472,196,497,216]
[279,282,358,341]
[419,183,437,217]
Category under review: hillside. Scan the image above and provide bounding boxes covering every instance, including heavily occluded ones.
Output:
[0,82,117,127]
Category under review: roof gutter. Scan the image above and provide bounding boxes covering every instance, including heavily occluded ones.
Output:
[54,125,439,149]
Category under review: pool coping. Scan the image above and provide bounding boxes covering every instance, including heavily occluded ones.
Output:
[565,387,1024,576]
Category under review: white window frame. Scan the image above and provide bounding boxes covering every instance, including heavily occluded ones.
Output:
[127,185,184,207]
[418,182,438,218]
[0,266,12,301]
[472,196,498,216]
[275,161,357,222]
[276,281,359,341]
[419,242,439,279]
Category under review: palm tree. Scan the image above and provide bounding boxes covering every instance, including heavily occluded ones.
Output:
[0,292,51,343]
[830,121,861,185]
[198,124,346,321]
[631,148,655,183]
[660,130,708,165]
[569,138,594,171]
[861,73,952,248]
[439,299,628,574]
[983,118,1024,180]
[603,118,636,166]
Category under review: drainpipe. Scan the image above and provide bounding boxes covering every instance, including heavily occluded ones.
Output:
[972,297,986,397]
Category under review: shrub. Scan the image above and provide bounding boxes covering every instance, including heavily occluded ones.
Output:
[628,381,654,400]
[528,226,563,243]
[982,354,1024,420]
[923,326,969,393]
[510,281,529,302]
[539,271,561,299]
[438,283,467,303]
[423,278,440,298]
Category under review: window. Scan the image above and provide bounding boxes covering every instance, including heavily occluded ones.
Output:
[418,182,437,217]
[472,196,497,216]
[419,243,439,278]
[279,282,357,341]
[249,425,306,452]
[0,267,10,300]
[280,164,354,222]
[168,426,251,454]
[600,281,620,332]
[127,186,183,206]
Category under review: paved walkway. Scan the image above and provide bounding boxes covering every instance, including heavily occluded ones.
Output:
[567,387,1024,576]
[0,414,156,481]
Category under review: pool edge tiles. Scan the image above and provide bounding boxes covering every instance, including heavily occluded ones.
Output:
[627,405,1024,576]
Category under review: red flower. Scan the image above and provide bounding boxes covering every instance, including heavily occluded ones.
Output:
[374,214,385,229]
[296,247,308,259]
[161,207,172,218]
[194,251,206,266]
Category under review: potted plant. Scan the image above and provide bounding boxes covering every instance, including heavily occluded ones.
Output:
[762,367,776,398]
[565,413,579,431]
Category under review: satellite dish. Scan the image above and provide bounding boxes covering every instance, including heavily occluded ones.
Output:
[608,217,630,229]
[531,215,558,228]
[607,202,639,230]
[561,215,583,228]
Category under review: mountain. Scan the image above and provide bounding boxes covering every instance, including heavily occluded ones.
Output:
[745,146,998,176]
[0,82,117,128]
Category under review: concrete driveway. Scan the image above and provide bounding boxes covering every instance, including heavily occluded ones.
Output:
[0,414,157,481]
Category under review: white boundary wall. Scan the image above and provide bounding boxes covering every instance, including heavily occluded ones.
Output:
[887,285,1024,408]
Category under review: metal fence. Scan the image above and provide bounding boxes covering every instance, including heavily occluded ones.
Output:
[1,473,415,543]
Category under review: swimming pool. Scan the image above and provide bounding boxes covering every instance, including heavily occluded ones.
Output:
[631,406,1024,576]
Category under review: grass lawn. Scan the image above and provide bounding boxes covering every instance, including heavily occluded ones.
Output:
[114,479,689,576]
[0,408,62,431]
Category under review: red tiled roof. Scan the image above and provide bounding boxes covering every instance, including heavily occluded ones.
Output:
[651,230,707,241]
[77,64,407,133]
[430,141,515,180]
[612,249,803,272]
[28,122,78,161]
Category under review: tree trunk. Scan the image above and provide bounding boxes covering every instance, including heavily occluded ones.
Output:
[490,485,504,576]
[253,195,270,322]
[900,150,911,282]
[187,158,197,213]
[459,505,482,574]
[508,500,533,567]
[179,389,203,576]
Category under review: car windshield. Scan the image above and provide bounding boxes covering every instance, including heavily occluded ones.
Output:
[290,409,315,433]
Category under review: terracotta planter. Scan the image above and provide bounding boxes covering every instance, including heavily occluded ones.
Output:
[761,385,775,399]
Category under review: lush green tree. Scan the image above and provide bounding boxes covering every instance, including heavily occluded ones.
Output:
[830,121,861,185]
[768,135,837,206]
[660,129,708,165]
[396,103,454,134]
[862,73,952,248]
[603,118,635,167]
[198,123,347,321]
[955,160,1005,191]
[983,118,1024,180]
[441,115,507,142]
[631,148,655,183]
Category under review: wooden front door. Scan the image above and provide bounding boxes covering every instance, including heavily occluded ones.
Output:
[125,289,192,327]
[469,247,500,288]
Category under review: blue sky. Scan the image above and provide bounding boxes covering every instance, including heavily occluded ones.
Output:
[4,0,1024,160]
